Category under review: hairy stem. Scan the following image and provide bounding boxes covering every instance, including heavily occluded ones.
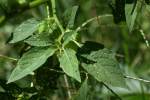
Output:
[0,55,18,62]
[139,29,149,47]
[125,75,150,83]
[76,14,112,32]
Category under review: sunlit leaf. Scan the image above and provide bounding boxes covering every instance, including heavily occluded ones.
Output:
[67,6,78,29]
[58,48,81,82]
[24,33,54,47]
[7,47,56,83]
[9,18,40,43]
[81,48,126,87]
[63,6,79,29]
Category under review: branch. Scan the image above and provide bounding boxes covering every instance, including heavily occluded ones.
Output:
[48,68,64,74]
[0,54,18,62]
[51,0,65,44]
[76,14,112,32]
[139,29,149,47]
[125,75,150,83]
[64,75,72,99]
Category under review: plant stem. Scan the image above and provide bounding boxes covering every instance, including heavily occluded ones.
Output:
[0,55,18,62]
[46,3,51,29]
[76,14,112,32]
[51,0,64,33]
[64,75,72,99]
[46,4,50,19]
[49,68,64,74]
[139,29,149,47]
[125,75,150,83]
[51,0,65,44]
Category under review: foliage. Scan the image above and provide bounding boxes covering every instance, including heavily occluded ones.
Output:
[0,0,150,100]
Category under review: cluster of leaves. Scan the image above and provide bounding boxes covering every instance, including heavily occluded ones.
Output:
[0,0,150,99]
[2,0,129,99]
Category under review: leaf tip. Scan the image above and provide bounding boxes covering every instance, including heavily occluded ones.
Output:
[76,76,81,83]
[78,79,81,83]
[7,74,17,84]
[8,40,14,44]
[6,79,12,84]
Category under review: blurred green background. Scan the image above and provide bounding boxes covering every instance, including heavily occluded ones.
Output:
[0,0,150,100]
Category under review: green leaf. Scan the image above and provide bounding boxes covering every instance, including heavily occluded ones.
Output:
[38,19,57,34]
[63,6,79,29]
[24,33,54,47]
[9,18,40,43]
[67,6,78,29]
[7,47,56,83]
[58,48,81,82]
[63,30,78,46]
[48,21,57,34]
[77,41,104,64]
[81,48,126,87]
[125,4,137,32]
[125,1,142,32]
[74,79,89,100]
